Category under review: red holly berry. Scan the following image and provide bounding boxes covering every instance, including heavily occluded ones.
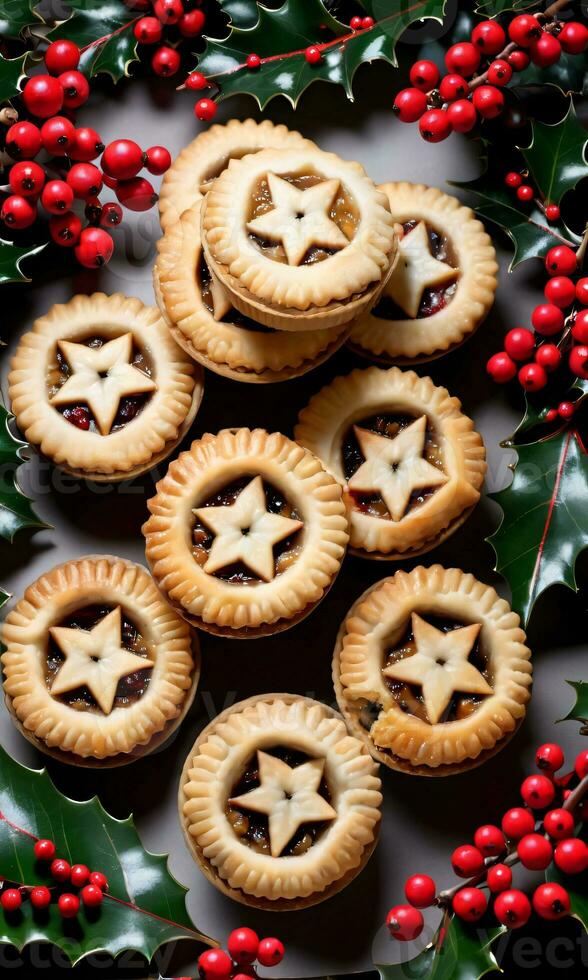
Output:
[9,160,45,197]
[102,139,144,180]
[195,97,217,121]
[116,176,157,211]
[1,195,36,229]
[98,202,122,228]
[445,42,481,77]
[532,303,565,335]
[40,115,76,155]
[474,825,506,857]
[405,873,436,908]
[81,884,103,907]
[487,351,516,383]
[51,858,71,882]
[535,344,561,373]
[257,937,285,967]
[451,844,485,878]
[576,278,588,305]
[504,327,535,361]
[545,204,560,223]
[545,245,577,276]
[507,49,530,71]
[502,807,535,839]
[6,121,42,160]
[67,162,103,199]
[533,882,570,921]
[305,45,322,65]
[554,838,588,875]
[58,893,79,919]
[519,362,547,392]
[508,14,542,47]
[545,408,558,423]
[30,885,52,909]
[409,60,440,92]
[49,211,82,246]
[487,59,512,86]
[419,108,452,142]
[145,145,171,175]
[452,886,487,922]
[59,70,90,109]
[1,889,22,912]
[41,179,74,214]
[45,39,80,74]
[197,948,233,979]
[505,171,522,188]
[85,197,102,224]
[544,277,575,309]
[153,0,183,24]
[393,87,428,122]
[471,20,506,55]
[246,53,261,69]
[179,10,205,36]
[74,227,114,268]
[530,33,562,68]
[69,126,104,162]
[134,16,163,43]
[350,15,362,30]
[446,99,477,133]
[521,774,556,809]
[517,833,553,870]
[70,864,90,888]
[228,927,260,964]
[544,808,575,840]
[494,889,531,928]
[386,905,424,942]
[89,871,109,891]
[487,863,512,893]
[186,71,208,90]
[569,345,588,379]
[558,400,575,420]
[152,46,181,76]
[22,74,64,118]
[575,748,588,779]
[516,185,534,202]
[439,73,469,100]
[34,839,56,861]
[559,22,588,55]
[361,16,374,29]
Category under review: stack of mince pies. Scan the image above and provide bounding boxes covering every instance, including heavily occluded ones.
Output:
[155,120,398,382]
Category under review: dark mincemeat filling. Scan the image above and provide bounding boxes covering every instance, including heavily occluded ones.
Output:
[373,219,458,320]
[198,255,275,334]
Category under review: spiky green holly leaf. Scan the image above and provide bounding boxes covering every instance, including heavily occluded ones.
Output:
[520,101,588,207]
[0,407,48,541]
[514,52,588,97]
[474,0,536,14]
[510,378,588,445]
[488,428,588,627]
[219,0,259,28]
[378,918,505,980]
[0,53,26,105]
[195,0,446,109]
[0,744,215,965]
[0,0,42,39]
[0,587,9,611]
[0,239,47,286]
[48,0,139,82]
[560,681,588,729]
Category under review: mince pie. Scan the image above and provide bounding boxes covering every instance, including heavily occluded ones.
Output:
[295,366,485,558]
[1,556,199,764]
[201,147,398,330]
[158,118,317,230]
[349,182,498,363]
[143,428,349,637]
[179,694,382,908]
[154,200,350,382]
[333,566,532,774]
[8,292,203,481]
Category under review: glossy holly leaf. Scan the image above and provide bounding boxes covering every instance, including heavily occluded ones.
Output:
[560,681,588,729]
[474,0,536,14]
[511,378,588,445]
[0,587,9,611]
[520,101,588,207]
[514,52,588,97]
[0,53,26,105]
[0,407,48,542]
[219,0,259,29]
[48,0,139,82]
[488,428,588,627]
[0,239,47,286]
[0,0,42,38]
[195,0,446,109]
[0,744,215,965]
[378,918,505,980]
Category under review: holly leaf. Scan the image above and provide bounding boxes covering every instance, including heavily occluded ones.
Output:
[378,918,505,980]
[195,0,446,109]
[0,588,9,611]
[0,407,48,541]
[48,0,139,82]
[474,0,536,14]
[488,428,588,627]
[520,100,588,207]
[218,0,259,29]
[0,239,47,285]
[514,52,588,97]
[559,681,588,728]
[0,0,43,39]
[0,53,26,105]
[0,744,215,965]
[511,378,588,445]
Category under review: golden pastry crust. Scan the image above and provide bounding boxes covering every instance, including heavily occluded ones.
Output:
[334,566,532,773]
[295,366,486,557]
[1,556,198,762]
[349,182,498,363]
[180,694,382,906]
[201,148,397,325]
[143,428,349,636]
[154,201,350,382]
[158,118,317,229]
[8,293,203,479]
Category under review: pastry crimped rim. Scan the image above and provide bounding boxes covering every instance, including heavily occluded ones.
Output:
[333,566,532,775]
[179,693,382,909]
[294,366,486,558]
[348,182,498,363]
[201,147,397,321]
[1,555,199,764]
[8,292,203,480]
[154,200,351,382]
[158,118,317,230]
[143,428,349,637]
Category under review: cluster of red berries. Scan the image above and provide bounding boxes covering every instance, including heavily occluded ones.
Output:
[196,928,284,980]
[131,0,205,80]
[386,743,588,941]
[487,244,588,413]
[393,14,588,142]
[1,38,171,268]
[0,837,108,919]
[504,169,560,223]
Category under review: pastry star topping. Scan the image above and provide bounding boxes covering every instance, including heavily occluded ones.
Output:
[385,221,457,318]
[49,606,154,715]
[383,613,492,724]
[51,333,157,436]
[246,173,350,266]
[193,475,303,582]
[348,416,448,521]
[230,750,336,857]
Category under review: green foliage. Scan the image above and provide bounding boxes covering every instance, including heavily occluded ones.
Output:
[474,0,536,14]
[378,918,505,980]
[218,0,259,28]
[0,240,46,286]
[0,407,47,542]
[0,53,26,105]
[560,681,588,729]
[520,100,588,207]
[48,0,140,82]
[0,0,41,39]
